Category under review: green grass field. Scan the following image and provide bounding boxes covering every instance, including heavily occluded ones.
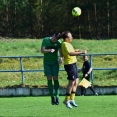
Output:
[0,39,117,87]
[0,39,117,116]
[0,96,117,117]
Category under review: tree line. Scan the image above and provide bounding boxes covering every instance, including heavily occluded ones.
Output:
[0,0,117,39]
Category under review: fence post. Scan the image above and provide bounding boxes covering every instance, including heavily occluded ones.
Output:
[90,55,94,84]
[20,57,24,83]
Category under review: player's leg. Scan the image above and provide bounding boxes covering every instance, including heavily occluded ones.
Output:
[47,76,55,104]
[69,63,79,107]
[53,77,59,105]
[63,64,74,108]
[52,62,60,105]
[64,80,73,109]
[70,79,78,107]
[44,62,54,105]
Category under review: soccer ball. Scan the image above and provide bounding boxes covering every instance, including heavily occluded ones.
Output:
[72,7,81,17]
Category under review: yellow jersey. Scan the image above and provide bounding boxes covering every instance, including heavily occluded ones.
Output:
[61,42,77,65]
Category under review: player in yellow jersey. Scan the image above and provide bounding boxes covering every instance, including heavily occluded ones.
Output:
[61,31,87,109]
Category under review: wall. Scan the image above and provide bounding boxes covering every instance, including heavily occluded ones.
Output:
[0,86,117,97]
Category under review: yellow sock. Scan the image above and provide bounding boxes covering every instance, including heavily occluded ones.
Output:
[70,93,75,100]
[65,96,70,102]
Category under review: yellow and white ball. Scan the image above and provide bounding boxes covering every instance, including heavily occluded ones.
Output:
[72,7,81,17]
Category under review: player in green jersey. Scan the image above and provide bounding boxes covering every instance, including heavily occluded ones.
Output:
[41,32,63,105]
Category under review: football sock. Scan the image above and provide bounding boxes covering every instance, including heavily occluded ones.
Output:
[54,80,59,98]
[48,80,53,97]
[65,93,70,102]
[70,92,75,100]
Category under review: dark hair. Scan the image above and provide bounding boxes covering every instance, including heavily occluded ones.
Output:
[62,31,71,40]
[55,32,61,40]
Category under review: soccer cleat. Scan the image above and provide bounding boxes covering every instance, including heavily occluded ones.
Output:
[95,93,98,96]
[51,96,55,105]
[80,95,84,96]
[63,101,72,109]
[70,100,78,107]
[55,97,59,105]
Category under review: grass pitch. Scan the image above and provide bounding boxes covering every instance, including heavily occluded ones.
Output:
[0,96,117,117]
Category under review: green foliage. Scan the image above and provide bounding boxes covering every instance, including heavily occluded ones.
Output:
[1,0,117,38]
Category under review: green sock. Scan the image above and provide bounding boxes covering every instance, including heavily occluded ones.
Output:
[54,80,59,98]
[48,80,53,97]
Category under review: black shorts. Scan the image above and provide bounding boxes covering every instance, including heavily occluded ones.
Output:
[64,63,79,80]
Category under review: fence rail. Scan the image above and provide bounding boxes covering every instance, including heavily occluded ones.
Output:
[0,53,117,83]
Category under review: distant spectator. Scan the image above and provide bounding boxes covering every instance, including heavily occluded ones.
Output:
[81,55,98,96]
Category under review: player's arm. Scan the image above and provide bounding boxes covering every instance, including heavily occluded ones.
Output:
[68,50,87,56]
[58,48,63,64]
[41,46,55,53]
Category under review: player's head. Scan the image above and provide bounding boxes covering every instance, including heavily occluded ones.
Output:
[62,31,73,42]
[51,32,61,42]
[83,55,88,61]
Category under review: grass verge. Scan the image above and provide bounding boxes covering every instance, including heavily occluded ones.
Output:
[0,96,117,117]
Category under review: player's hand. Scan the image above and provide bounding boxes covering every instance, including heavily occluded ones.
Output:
[83,50,87,54]
[50,49,55,53]
[59,57,63,64]
[85,73,88,77]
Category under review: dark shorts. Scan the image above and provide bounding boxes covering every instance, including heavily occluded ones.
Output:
[44,62,59,76]
[64,63,79,80]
